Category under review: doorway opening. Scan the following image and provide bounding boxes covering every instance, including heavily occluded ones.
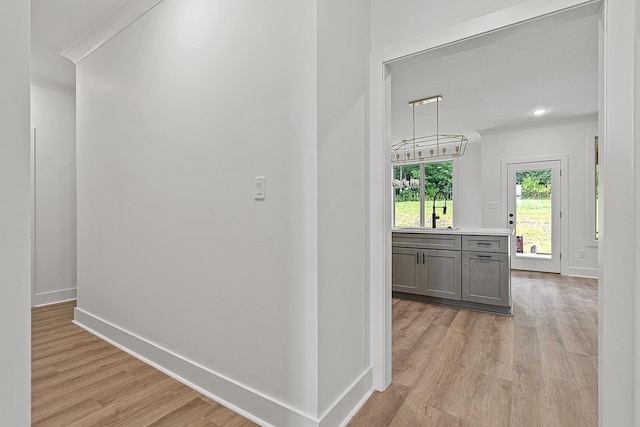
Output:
[371,2,601,392]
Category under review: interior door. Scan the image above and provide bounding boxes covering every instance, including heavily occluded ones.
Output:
[507,160,561,273]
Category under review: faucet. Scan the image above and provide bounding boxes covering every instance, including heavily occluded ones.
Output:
[432,191,448,228]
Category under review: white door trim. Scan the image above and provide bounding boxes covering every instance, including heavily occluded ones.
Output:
[30,127,36,307]
[501,156,567,274]
[368,1,598,392]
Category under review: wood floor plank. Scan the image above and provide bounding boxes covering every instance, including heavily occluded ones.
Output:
[388,400,444,426]
[204,404,258,426]
[348,383,410,426]
[32,398,104,427]
[32,371,135,422]
[463,372,512,427]
[511,370,545,427]
[32,355,143,400]
[146,397,217,427]
[566,351,599,424]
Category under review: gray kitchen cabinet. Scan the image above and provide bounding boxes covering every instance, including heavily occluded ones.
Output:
[392,247,461,298]
[392,230,512,314]
[421,249,461,300]
[462,252,510,307]
[392,246,421,295]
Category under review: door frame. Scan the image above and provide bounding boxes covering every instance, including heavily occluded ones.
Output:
[30,127,37,307]
[501,155,568,274]
[368,2,599,391]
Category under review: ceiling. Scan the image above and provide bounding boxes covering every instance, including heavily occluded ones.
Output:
[31,0,123,94]
[31,1,598,139]
[389,12,598,142]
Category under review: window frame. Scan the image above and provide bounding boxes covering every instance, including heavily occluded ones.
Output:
[393,159,457,228]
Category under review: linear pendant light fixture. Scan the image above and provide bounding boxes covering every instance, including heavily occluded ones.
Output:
[391,95,468,164]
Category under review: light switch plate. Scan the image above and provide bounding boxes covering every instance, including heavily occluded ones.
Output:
[254,176,266,200]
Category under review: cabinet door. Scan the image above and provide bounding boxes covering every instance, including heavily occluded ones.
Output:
[462,252,510,307]
[421,249,461,300]
[392,247,421,294]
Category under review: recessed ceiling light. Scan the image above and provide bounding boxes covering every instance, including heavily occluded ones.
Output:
[532,108,548,116]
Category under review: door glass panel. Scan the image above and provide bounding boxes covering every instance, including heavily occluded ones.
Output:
[393,165,421,227]
[515,169,552,258]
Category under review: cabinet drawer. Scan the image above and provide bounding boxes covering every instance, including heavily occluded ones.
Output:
[392,233,461,250]
[462,235,508,253]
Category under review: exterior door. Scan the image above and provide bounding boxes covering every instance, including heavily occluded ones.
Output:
[507,160,561,273]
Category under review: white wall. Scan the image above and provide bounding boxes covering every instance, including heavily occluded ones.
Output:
[317,0,371,417]
[76,0,318,420]
[74,0,370,425]
[31,85,77,306]
[0,0,31,424]
[481,121,598,277]
[372,0,534,52]
[456,143,483,228]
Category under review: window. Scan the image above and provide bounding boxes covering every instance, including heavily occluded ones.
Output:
[393,164,421,227]
[393,161,453,228]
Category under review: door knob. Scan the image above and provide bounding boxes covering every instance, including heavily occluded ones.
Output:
[509,213,514,217]
[509,220,514,225]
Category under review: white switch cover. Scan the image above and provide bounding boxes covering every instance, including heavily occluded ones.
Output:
[254,176,266,200]
[488,201,499,209]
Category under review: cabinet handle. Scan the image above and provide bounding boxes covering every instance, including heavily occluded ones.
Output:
[477,255,493,259]
[423,253,425,264]
[417,253,419,264]
[476,242,492,246]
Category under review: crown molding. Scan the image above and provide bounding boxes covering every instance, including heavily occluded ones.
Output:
[60,0,165,64]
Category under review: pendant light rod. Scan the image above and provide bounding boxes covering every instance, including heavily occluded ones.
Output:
[408,95,443,107]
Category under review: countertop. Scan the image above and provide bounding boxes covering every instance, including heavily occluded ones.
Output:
[392,227,514,237]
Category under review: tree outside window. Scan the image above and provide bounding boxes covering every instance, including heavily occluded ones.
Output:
[394,161,453,228]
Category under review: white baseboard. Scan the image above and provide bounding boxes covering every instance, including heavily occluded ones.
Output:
[566,267,598,279]
[34,288,77,307]
[73,307,373,427]
[321,369,373,427]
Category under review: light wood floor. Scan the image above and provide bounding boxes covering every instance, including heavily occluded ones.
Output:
[32,301,257,426]
[349,271,598,426]
[33,271,597,426]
